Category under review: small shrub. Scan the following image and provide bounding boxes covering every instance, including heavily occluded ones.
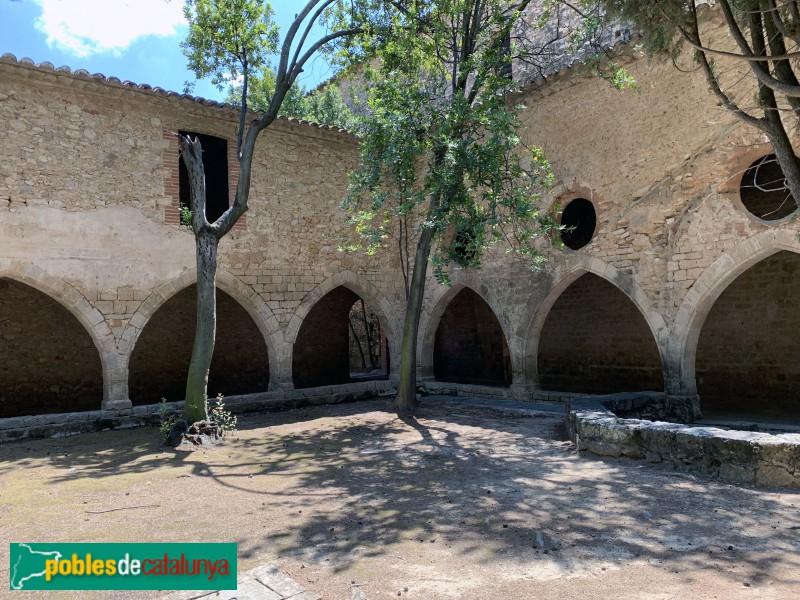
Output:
[159,398,182,444]
[209,393,238,432]
[180,205,193,228]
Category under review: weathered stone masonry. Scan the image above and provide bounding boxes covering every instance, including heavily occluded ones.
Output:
[1,17,799,425]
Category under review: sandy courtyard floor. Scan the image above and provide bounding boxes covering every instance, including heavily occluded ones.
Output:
[1,398,799,599]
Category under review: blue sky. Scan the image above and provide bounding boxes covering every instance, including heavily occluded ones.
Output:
[0,0,336,102]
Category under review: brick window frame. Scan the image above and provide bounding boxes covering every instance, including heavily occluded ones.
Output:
[163,129,245,230]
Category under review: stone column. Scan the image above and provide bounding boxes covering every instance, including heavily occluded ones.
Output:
[101,352,132,411]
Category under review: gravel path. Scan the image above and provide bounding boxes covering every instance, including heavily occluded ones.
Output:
[1,398,798,599]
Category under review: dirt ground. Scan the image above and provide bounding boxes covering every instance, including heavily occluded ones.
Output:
[1,398,799,600]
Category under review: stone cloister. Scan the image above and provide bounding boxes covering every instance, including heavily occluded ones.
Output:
[2,16,799,428]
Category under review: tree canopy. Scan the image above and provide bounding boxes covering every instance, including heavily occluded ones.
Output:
[342,0,591,412]
[177,0,388,424]
[224,69,357,130]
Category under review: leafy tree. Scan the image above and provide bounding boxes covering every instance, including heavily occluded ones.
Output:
[225,69,356,129]
[179,0,380,423]
[343,0,580,413]
[594,0,800,213]
[224,68,308,118]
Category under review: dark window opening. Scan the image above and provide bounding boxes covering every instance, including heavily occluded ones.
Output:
[451,227,479,266]
[740,154,797,221]
[560,198,596,250]
[178,131,229,223]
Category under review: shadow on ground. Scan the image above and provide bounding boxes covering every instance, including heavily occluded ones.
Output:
[2,398,799,597]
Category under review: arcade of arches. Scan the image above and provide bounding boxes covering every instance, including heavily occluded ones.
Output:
[2,256,799,420]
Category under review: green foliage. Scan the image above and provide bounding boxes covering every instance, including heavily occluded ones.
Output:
[343,0,560,284]
[224,67,306,114]
[225,69,357,130]
[209,393,238,432]
[181,0,279,92]
[592,0,691,60]
[595,61,640,92]
[158,399,182,444]
[180,205,194,228]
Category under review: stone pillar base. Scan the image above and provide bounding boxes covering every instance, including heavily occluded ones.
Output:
[268,381,294,392]
[102,398,132,411]
[509,383,537,399]
[665,394,702,423]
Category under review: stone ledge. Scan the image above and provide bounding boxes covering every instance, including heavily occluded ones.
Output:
[419,381,518,400]
[0,381,399,443]
[566,401,800,488]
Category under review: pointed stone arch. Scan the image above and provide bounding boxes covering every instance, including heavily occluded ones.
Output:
[287,271,399,387]
[671,229,800,397]
[120,268,282,369]
[0,262,113,413]
[123,268,281,403]
[419,276,519,384]
[524,255,667,392]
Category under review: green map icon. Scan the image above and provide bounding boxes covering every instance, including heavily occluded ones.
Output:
[10,543,63,590]
[8,542,237,590]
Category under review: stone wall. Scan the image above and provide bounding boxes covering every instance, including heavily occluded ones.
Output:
[566,399,800,489]
[696,251,800,417]
[3,8,800,427]
[0,278,103,416]
[537,273,663,393]
[433,288,511,386]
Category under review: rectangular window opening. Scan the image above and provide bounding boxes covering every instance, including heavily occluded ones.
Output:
[178,131,229,223]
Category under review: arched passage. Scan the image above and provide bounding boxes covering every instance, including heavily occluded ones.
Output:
[433,288,512,386]
[0,278,103,416]
[695,250,800,419]
[537,273,662,393]
[129,285,270,405]
[292,286,390,389]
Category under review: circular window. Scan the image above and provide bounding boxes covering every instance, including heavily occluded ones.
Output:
[740,154,797,220]
[560,198,596,250]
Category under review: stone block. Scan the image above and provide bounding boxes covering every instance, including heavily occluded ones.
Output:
[755,464,799,488]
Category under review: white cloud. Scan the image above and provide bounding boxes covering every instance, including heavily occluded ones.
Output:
[34,0,187,58]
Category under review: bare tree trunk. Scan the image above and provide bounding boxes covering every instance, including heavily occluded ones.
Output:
[349,316,367,370]
[184,230,218,423]
[360,299,378,369]
[394,213,438,414]
[747,7,800,207]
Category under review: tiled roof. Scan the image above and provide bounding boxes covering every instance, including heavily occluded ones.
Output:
[0,53,352,134]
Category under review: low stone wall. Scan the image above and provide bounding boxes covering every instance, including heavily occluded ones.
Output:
[566,399,800,488]
[419,381,519,400]
[0,380,399,443]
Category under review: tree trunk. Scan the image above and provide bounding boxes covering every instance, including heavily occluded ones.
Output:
[747,7,800,209]
[360,299,378,369]
[184,230,219,423]
[394,220,437,414]
[349,316,367,370]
